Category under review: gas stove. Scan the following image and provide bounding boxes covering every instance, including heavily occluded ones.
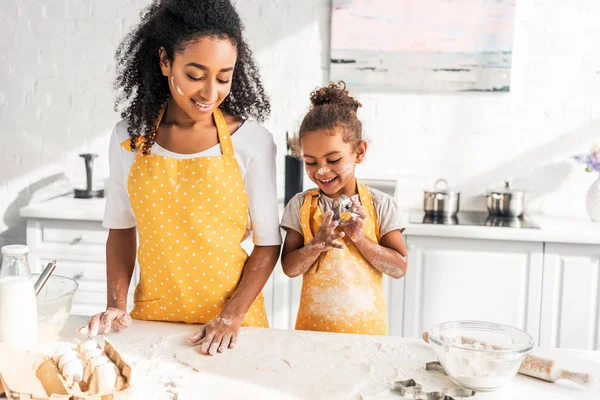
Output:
[409,211,540,229]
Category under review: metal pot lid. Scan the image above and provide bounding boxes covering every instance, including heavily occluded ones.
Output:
[424,179,461,195]
[487,181,527,196]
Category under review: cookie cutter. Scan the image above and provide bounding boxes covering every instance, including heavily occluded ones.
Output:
[425,361,447,375]
[394,379,422,396]
[392,362,476,399]
[332,194,359,225]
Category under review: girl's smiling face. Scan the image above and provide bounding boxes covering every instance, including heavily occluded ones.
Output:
[301,128,367,197]
[160,36,237,119]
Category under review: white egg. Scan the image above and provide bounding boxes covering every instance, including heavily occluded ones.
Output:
[61,359,84,383]
[58,350,79,371]
[82,347,103,363]
[52,343,74,363]
[77,339,99,354]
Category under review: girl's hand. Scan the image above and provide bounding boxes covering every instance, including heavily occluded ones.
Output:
[188,315,241,356]
[311,210,345,251]
[340,198,368,242]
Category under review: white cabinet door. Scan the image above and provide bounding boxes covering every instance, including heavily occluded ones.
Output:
[540,243,600,350]
[403,236,544,343]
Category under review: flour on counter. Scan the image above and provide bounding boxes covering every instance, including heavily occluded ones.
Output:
[46,327,463,399]
[174,329,430,399]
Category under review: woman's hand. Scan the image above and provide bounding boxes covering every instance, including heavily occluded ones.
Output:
[77,307,132,337]
[188,315,242,356]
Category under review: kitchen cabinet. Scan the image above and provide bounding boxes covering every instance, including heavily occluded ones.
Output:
[402,235,544,344]
[540,242,600,350]
[24,217,137,316]
[20,197,600,350]
[20,198,137,316]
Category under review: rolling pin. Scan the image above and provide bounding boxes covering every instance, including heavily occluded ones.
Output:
[422,332,596,387]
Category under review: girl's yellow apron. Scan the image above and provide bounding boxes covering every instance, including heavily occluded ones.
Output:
[121,108,268,327]
[296,182,388,335]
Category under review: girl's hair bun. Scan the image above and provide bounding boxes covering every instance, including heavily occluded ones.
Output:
[309,81,361,113]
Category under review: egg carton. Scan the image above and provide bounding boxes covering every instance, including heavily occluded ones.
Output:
[0,338,131,400]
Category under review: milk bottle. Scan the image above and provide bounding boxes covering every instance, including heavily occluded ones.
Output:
[0,245,38,350]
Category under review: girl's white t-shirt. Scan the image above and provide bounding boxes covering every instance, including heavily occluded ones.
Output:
[102,119,282,246]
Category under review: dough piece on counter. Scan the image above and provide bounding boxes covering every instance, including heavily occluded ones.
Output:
[58,350,79,372]
[88,361,120,395]
[53,342,74,363]
[62,358,84,384]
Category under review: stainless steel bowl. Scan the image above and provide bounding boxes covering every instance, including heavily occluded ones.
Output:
[424,179,460,216]
[486,181,528,218]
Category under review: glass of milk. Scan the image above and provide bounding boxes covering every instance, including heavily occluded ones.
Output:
[0,245,39,350]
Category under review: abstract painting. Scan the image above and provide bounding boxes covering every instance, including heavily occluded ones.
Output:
[330,0,516,92]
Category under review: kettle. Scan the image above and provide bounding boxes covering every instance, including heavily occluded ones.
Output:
[74,153,104,199]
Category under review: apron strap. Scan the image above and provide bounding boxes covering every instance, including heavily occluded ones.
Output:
[300,189,320,242]
[213,108,234,157]
[356,181,380,239]
[120,105,167,152]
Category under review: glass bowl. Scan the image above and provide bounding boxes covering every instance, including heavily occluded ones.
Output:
[428,320,534,391]
[33,274,78,343]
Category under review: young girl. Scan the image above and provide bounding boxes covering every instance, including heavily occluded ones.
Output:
[78,0,282,356]
[281,82,407,336]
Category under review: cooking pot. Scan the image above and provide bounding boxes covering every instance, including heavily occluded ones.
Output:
[423,179,460,216]
[486,181,528,217]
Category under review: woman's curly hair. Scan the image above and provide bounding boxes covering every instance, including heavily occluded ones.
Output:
[114,0,271,155]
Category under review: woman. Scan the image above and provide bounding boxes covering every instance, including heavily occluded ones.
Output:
[78,0,281,356]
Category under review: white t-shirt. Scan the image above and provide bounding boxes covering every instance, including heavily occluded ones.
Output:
[103,119,282,246]
[281,188,404,240]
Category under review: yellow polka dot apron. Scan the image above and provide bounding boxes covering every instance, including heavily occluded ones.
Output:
[121,108,268,327]
[296,182,388,335]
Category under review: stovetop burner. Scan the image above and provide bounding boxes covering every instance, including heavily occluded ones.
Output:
[409,211,540,229]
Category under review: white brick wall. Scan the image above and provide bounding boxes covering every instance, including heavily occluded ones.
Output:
[1,0,599,247]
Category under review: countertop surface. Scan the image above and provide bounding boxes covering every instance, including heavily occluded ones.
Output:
[401,210,600,245]
[31,315,600,399]
[20,195,600,245]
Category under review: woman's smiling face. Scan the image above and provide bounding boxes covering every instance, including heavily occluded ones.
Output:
[160,36,237,119]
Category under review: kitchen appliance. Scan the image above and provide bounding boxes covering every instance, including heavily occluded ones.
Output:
[486,181,527,217]
[423,179,460,216]
[410,210,540,229]
[284,132,303,206]
[74,153,104,199]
